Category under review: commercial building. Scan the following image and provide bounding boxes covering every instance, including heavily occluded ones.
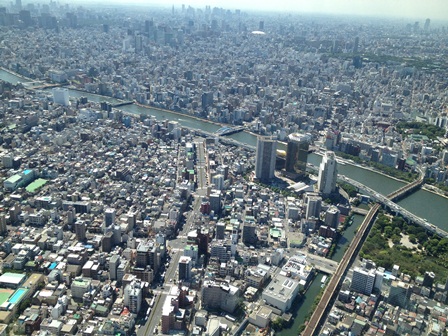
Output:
[262,274,300,313]
[52,88,70,106]
[318,151,338,195]
[388,280,412,308]
[178,256,192,281]
[255,136,277,182]
[285,133,311,178]
[350,267,376,295]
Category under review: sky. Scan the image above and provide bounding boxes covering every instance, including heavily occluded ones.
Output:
[95,0,448,21]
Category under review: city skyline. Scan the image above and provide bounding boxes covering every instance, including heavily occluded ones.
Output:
[64,0,448,21]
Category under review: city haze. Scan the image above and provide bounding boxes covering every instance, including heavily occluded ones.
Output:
[75,0,448,20]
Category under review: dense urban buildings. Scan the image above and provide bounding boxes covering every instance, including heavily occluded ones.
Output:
[0,1,448,336]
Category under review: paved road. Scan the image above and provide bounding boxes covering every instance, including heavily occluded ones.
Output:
[139,140,208,335]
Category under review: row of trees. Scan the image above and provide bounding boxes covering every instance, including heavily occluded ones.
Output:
[336,152,417,182]
[396,121,446,140]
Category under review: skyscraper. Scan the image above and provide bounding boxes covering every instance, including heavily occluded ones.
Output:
[424,18,430,31]
[285,133,310,179]
[255,136,277,182]
[388,280,412,308]
[318,151,338,195]
[306,196,322,220]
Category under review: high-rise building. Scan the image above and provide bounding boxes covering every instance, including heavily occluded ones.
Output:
[216,222,225,240]
[305,196,321,220]
[424,18,430,31]
[0,214,7,234]
[124,281,143,314]
[423,271,435,288]
[109,255,120,281]
[212,174,224,190]
[179,256,192,281]
[388,280,412,308]
[74,220,86,242]
[101,231,113,253]
[255,136,277,182]
[324,206,340,228]
[285,133,310,179]
[242,223,257,245]
[353,36,359,53]
[318,151,338,195]
[351,267,376,295]
[52,88,70,106]
[104,208,115,226]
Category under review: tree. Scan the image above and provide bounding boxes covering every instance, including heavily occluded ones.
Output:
[271,318,285,331]
[416,232,428,244]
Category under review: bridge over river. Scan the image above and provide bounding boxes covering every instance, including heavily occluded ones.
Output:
[301,170,436,336]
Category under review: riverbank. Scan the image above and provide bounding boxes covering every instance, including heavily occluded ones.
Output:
[0,66,32,82]
[422,184,448,200]
[134,101,227,128]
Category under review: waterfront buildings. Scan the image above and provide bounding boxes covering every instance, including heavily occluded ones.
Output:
[285,133,311,179]
[318,151,338,196]
[255,136,277,183]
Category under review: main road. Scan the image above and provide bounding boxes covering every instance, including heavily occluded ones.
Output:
[138,140,208,336]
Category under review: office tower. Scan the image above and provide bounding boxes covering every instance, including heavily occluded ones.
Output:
[109,255,120,281]
[423,271,435,288]
[318,151,338,195]
[212,174,224,190]
[19,10,31,27]
[209,192,221,214]
[216,222,225,240]
[351,267,376,295]
[74,220,86,242]
[102,231,113,253]
[255,136,277,182]
[201,92,213,110]
[305,196,321,219]
[324,206,340,228]
[104,208,115,226]
[285,133,310,178]
[424,18,430,31]
[388,280,411,308]
[353,36,359,53]
[179,256,192,281]
[242,223,257,245]
[52,88,70,106]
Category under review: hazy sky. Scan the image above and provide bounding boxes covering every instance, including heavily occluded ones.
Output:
[99,0,448,21]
